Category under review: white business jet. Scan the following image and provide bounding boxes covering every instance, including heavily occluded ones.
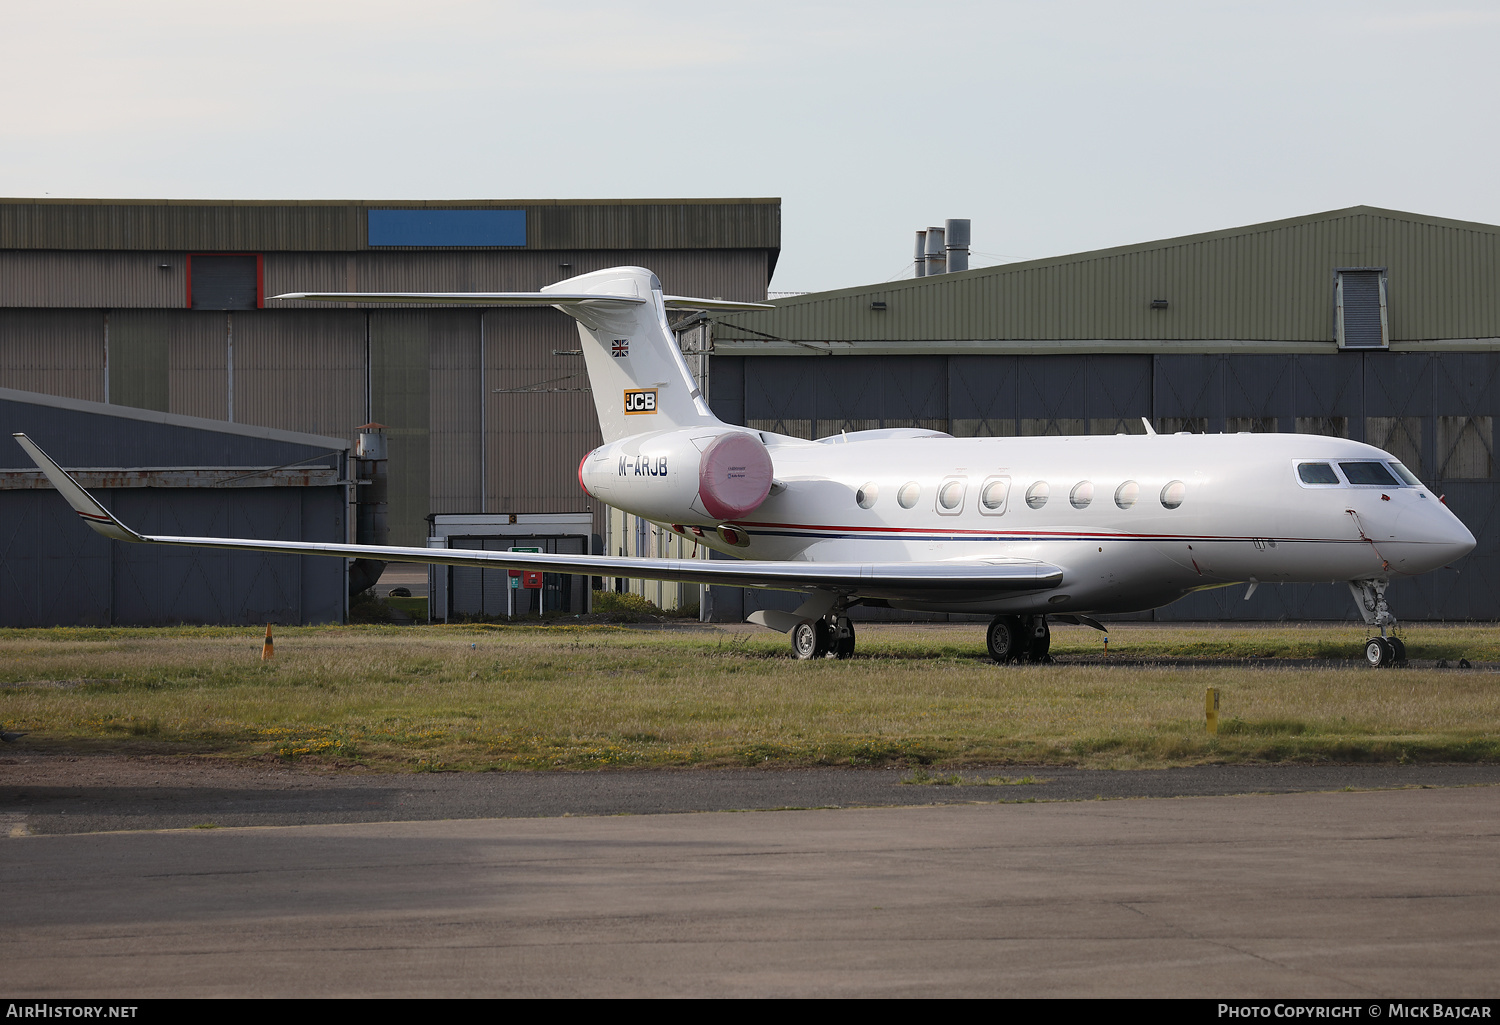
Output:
[13,266,1476,667]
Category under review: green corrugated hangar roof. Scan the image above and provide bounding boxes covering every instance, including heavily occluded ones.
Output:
[716,206,1500,353]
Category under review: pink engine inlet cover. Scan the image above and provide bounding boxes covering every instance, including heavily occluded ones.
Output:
[697,432,774,521]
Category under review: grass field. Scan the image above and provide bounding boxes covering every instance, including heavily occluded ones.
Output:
[1,621,1497,771]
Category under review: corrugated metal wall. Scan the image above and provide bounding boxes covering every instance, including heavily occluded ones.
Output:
[714,349,1500,621]
[430,311,484,515]
[0,392,349,626]
[716,207,1500,343]
[0,251,185,308]
[0,310,104,401]
[233,310,366,438]
[487,308,599,535]
[0,199,779,255]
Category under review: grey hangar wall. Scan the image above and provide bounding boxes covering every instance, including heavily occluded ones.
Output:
[0,388,350,627]
[704,350,1497,621]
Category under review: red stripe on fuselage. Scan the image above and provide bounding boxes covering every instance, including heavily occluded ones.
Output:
[731,518,1349,544]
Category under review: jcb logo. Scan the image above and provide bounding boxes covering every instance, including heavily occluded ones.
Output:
[624,388,658,414]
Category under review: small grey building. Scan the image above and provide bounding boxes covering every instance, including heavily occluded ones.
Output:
[0,387,350,626]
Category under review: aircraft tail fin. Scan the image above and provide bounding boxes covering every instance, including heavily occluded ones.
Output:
[273,267,773,443]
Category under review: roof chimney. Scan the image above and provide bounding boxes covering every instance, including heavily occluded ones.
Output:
[944,218,970,273]
[924,225,946,276]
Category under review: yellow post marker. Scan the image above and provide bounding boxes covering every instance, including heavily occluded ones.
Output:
[262,624,274,660]
[1205,687,1219,734]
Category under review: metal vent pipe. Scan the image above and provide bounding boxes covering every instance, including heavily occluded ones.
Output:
[350,422,390,596]
[944,218,971,273]
[924,225,946,276]
[913,230,927,277]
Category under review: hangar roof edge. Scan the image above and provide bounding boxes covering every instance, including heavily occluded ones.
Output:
[749,206,1500,309]
[0,387,352,451]
[716,206,1500,345]
[0,198,782,253]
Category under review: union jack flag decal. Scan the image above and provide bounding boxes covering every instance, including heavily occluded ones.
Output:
[611,339,629,358]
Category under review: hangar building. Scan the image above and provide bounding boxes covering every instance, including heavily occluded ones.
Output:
[0,196,780,555]
[693,206,1500,622]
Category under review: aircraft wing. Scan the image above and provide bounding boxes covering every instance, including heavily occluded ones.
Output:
[13,434,1061,602]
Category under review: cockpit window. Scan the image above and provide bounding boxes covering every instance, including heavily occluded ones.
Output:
[1390,462,1421,486]
[1340,461,1400,486]
[1297,462,1340,485]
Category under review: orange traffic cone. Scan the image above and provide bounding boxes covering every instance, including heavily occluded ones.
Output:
[262,624,274,660]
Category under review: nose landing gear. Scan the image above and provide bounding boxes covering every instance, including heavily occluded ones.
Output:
[986,615,1052,664]
[1351,578,1407,667]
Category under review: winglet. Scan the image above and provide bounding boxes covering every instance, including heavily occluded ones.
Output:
[11,434,145,542]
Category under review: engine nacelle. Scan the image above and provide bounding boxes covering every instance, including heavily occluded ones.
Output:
[578,427,774,524]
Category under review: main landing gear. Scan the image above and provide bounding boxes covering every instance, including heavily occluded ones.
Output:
[1350,578,1407,668]
[791,613,856,660]
[986,614,1051,664]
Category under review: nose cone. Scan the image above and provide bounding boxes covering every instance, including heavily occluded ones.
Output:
[1439,513,1478,565]
[1394,498,1477,572]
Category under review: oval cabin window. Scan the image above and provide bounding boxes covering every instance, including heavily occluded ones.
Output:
[980,479,1008,512]
[1070,481,1094,509]
[938,480,965,511]
[856,483,878,509]
[1115,481,1139,509]
[898,482,920,509]
[1161,480,1186,509]
[1025,481,1049,510]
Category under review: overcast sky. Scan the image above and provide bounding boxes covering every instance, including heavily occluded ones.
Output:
[3,1,1497,292]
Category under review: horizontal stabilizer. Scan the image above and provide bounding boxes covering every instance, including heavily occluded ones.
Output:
[273,292,774,311]
[272,291,646,306]
[663,296,775,311]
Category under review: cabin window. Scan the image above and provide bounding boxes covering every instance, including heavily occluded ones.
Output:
[937,479,966,513]
[1297,462,1340,485]
[1025,481,1049,510]
[979,477,1010,515]
[1160,480,1186,509]
[856,483,878,509]
[1070,481,1094,509]
[898,482,920,509]
[1115,481,1139,509]
[1390,462,1421,486]
[1340,461,1400,486]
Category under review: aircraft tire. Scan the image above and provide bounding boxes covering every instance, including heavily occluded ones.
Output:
[833,617,856,659]
[1390,637,1407,664]
[986,616,1024,663]
[1365,637,1393,667]
[1027,619,1051,663]
[792,621,821,660]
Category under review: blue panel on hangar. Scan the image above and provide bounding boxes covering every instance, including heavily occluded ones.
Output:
[368,209,526,247]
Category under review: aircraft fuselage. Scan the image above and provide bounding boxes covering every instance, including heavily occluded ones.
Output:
[585,428,1474,617]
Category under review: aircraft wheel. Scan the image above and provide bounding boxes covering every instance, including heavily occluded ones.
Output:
[986,616,1024,663]
[792,621,822,660]
[833,617,856,659]
[1390,637,1407,664]
[1026,619,1051,663]
[1364,637,1393,667]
